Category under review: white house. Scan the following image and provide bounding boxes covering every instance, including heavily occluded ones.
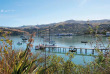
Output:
[106,32,110,36]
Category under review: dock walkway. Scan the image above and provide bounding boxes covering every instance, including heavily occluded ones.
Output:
[45,46,109,55]
[45,46,108,50]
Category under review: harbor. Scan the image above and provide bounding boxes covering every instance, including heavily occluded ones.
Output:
[3,35,109,65]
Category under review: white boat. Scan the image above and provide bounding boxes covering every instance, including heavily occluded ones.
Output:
[22,37,28,40]
[35,44,45,50]
[35,46,40,50]
[46,26,57,46]
[69,46,77,52]
[17,42,22,45]
[69,49,77,52]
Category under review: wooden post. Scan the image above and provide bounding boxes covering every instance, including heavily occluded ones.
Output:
[49,48,50,52]
[76,49,77,54]
[63,48,64,52]
[80,49,82,54]
[52,48,53,52]
[92,49,94,55]
[85,49,87,54]
[70,48,72,51]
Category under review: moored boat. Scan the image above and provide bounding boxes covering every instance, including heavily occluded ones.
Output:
[81,41,88,43]
[35,46,40,50]
[35,44,45,50]
[22,37,28,40]
[17,42,22,45]
[69,48,77,52]
[69,46,77,52]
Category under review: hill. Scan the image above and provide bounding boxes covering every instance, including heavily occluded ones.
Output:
[0,27,29,36]
[1,19,110,35]
[20,19,110,35]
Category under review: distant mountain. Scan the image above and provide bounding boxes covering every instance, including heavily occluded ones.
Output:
[64,20,86,24]
[17,19,110,28]
[1,19,110,35]
[18,19,110,34]
[64,19,110,24]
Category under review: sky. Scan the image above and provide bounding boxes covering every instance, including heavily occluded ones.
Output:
[0,0,110,27]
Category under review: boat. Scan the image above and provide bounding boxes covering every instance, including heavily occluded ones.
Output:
[40,44,45,49]
[69,48,77,52]
[20,35,24,38]
[69,46,77,52]
[22,37,28,40]
[35,44,45,50]
[81,41,88,43]
[17,42,22,45]
[20,33,28,40]
[35,46,40,50]
[45,26,57,46]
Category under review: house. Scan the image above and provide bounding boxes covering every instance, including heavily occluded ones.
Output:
[106,32,110,36]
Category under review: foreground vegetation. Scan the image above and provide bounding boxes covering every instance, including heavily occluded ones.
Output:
[0,31,110,74]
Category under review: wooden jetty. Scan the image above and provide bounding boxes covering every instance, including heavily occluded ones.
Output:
[44,46,109,55]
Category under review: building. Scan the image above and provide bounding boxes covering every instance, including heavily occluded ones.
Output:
[106,32,110,36]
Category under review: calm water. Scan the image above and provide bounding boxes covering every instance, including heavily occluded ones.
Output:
[1,35,109,65]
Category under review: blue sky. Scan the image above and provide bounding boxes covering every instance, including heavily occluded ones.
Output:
[0,0,110,27]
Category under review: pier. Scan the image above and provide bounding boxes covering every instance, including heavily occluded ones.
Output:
[44,46,109,55]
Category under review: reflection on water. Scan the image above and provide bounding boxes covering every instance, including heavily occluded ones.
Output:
[1,35,109,65]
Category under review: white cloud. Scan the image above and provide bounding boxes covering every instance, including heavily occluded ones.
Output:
[1,10,4,12]
[0,9,15,13]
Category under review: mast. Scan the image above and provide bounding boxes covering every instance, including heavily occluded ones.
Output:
[49,26,51,44]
